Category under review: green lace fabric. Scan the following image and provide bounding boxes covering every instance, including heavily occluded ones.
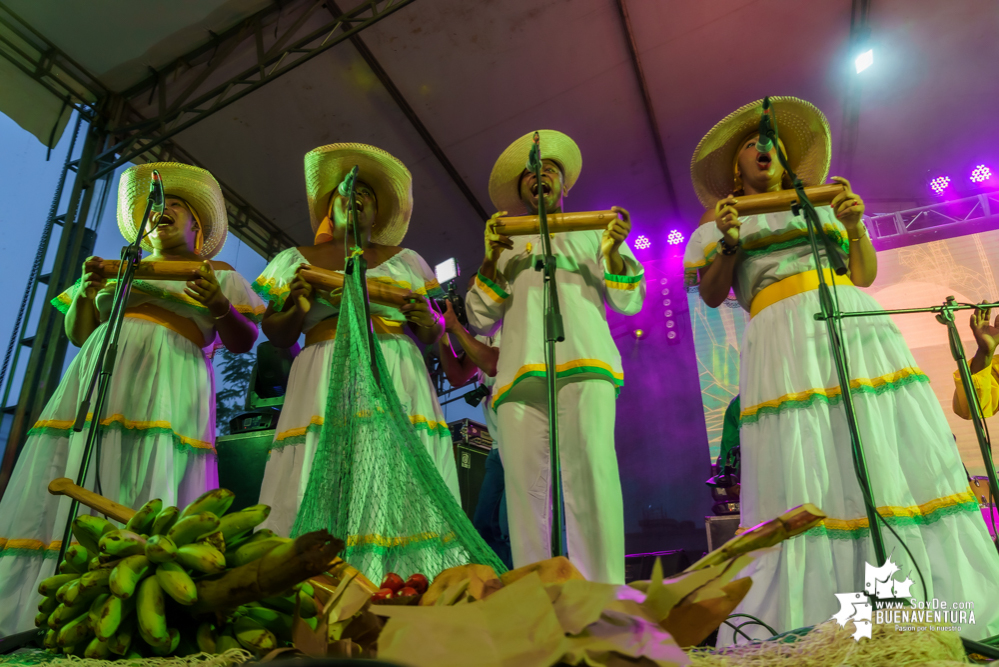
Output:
[291,263,507,581]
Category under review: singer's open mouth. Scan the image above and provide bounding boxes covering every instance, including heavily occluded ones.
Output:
[756,153,772,168]
[530,182,552,196]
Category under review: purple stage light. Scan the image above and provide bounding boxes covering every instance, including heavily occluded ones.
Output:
[667,230,685,245]
[971,165,992,183]
[930,176,951,195]
[635,235,651,250]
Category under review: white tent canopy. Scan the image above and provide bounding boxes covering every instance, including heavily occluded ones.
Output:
[4,0,997,271]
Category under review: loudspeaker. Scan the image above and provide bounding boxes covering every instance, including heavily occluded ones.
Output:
[453,442,489,521]
[215,429,274,513]
[624,549,690,583]
[705,514,740,552]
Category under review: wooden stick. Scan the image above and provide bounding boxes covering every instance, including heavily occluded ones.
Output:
[299,266,412,308]
[192,531,345,613]
[94,260,204,282]
[493,210,622,237]
[732,183,845,216]
[48,477,136,524]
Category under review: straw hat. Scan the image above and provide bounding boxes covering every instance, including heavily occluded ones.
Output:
[690,97,831,210]
[304,143,413,246]
[117,162,228,258]
[488,130,582,216]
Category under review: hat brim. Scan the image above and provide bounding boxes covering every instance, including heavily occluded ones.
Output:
[690,97,831,211]
[304,144,413,247]
[488,130,582,216]
[118,162,228,259]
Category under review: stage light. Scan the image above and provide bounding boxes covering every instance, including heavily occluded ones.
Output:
[667,230,685,245]
[971,165,992,183]
[664,309,673,317]
[435,258,459,284]
[635,235,651,250]
[665,319,675,328]
[632,329,645,339]
[661,288,669,296]
[855,49,873,73]
[660,277,668,285]
[930,176,951,196]
[667,331,677,340]
[662,298,671,306]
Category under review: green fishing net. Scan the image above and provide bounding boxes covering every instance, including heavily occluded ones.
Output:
[291,262,507,582]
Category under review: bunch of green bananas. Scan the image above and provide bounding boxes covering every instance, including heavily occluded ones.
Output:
[36,488,289,659]
[193,580,319,656]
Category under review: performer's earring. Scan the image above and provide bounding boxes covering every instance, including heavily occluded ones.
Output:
[733,169,743,193]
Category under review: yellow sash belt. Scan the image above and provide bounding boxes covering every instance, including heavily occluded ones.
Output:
[125,304,206,348]
[750,268,854,319]
[305,316,406,347]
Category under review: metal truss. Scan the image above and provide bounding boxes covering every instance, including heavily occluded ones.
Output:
[95,0,417,179]
[868,193,999,240]
[0,2,103,120]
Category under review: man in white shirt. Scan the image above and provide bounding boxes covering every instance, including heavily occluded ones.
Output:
[465,130,645,584]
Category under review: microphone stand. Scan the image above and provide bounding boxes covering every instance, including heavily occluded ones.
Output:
[763,98,888,567]
[54,195,156,572]
[341,167,381,387]
[831,297,999,549]
[528,134,567,558]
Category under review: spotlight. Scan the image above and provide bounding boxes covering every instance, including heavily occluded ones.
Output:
[667,230,685,245]
[971,165,992,183]
[929,176,951,196]
[634,235,651,250]
[632,329,645,339]
[855,49,873,73]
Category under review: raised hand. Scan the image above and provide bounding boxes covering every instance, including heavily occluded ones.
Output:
[184,261,231,318]
[830,176,866,228]
[484,211,513,263]
[79,256,107,301]
[971,302,999,360]
[714,195,741,245]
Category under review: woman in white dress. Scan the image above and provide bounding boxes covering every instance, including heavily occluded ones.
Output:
[0,163,263,636]
[253,143,459,537]
[684,98,999,641]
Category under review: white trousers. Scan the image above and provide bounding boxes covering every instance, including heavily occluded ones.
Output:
[495,379,624,584]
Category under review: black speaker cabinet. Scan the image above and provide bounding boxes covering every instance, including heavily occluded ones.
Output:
[453,441,490,521]
[215,429,274,513]
[624,549,691,583]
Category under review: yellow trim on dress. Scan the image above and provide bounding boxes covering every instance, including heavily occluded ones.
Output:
[274,413,448,442]
[604,277,642,291]
[475,274,507,304]
[32,414,213,450]
[492,359,625,402]
[346,530,456,548]
[0,538,72,553]
[818,489,977,531]
[750,269,854,318]
[740,366,927,420]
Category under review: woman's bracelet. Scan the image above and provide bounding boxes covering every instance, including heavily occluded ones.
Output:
[213,302,233,320]
[849,223,868,243]
[719,237,739,256]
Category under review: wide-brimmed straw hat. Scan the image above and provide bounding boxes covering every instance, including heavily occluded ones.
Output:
[488,130,582,216]
[690,96,831,210]
[304,143,413,246]
[117,162,228,258]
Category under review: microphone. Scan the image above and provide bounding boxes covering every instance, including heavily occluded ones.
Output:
[338,165,359,197]
[149,170,165,215]
[526,131,541,172]
[756,97,773,155]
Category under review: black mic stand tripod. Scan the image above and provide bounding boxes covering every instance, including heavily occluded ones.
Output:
[527,133,567,558]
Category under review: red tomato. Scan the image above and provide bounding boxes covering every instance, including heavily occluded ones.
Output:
[398,586,418,597]
[405,573,429,594]
[380,573,405,593]
[371,588,394,602]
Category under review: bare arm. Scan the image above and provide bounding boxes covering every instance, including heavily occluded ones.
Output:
[64,258,106,346]
[831,177,877,287]
[400,293,444,346]
[698,198,742,308]
[260,274,313,348]
[184,262,257,354]
[436,300,498,387]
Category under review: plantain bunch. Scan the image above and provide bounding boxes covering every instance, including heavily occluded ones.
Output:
[34,488,311,659]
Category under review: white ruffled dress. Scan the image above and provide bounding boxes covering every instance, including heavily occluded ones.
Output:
[0,271,264,636]
[252,247,460,534]
[684,205,999,642]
